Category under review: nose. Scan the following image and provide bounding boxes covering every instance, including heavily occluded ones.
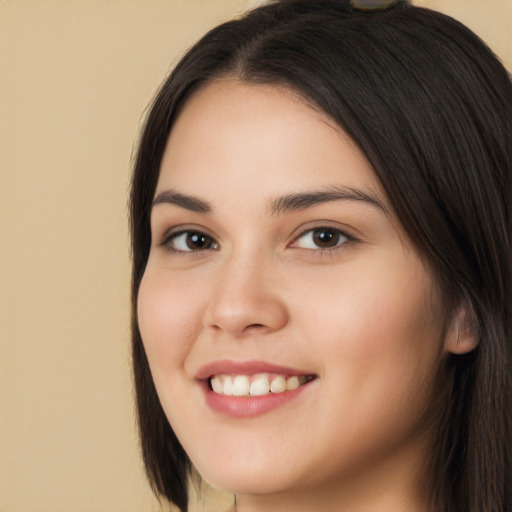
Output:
[203,253,289,337]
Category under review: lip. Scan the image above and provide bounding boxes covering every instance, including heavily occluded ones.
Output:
[195,359,313,380]
[196,359,316,418]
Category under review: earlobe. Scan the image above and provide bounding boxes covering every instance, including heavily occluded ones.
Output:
[445,305,478,355]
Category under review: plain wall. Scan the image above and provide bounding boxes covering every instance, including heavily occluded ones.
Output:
[0,1,510,511]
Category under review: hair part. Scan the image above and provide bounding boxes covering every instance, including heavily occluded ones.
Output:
[130,2,511,510]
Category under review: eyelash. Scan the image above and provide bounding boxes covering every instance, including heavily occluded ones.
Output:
[159,226,356,256]
[291,226,355,254]
[159,229,219,255]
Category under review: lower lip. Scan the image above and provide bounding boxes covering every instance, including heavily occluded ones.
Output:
[203,382,311,418]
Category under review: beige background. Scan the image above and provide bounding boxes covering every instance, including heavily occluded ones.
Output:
[0,1,510,511]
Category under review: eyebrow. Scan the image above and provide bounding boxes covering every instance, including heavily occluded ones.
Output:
[270,186,387,215]
[151,185,387,215]
[152,190,212,213]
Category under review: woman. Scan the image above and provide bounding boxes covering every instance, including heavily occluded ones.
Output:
[130,1,511,511]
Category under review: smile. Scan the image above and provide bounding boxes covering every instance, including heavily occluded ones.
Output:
[197,360,318,417]
[209,373,315,397]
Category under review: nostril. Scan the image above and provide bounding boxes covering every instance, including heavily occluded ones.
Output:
[241,323,267,334]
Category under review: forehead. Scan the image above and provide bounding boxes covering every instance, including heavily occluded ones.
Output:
[157,79,384,207]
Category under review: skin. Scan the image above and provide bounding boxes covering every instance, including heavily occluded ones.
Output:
[137,80,465,511]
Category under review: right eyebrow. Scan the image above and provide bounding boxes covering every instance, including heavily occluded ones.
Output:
[152,190,212,213]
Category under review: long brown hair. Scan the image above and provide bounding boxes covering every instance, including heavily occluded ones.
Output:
[130,2,511,510]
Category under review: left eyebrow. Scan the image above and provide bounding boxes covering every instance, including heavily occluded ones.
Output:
[270,186,387,215]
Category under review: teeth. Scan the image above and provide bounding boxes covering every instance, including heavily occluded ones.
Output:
[286,376,300,390]
[233,375,250,396]
[223,376,233,395]
[250,374,270,396]
[270,375,286,393]
[209,373,312,397]
[211,376,224,394]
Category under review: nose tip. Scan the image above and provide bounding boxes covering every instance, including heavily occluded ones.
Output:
[203,286,289,337]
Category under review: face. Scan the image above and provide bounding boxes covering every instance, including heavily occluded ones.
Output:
[137,80,451,504]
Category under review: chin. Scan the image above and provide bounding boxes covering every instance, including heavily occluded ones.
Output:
[193,456,303,496]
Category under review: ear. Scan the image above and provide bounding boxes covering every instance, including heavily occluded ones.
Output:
[445,304,478,355]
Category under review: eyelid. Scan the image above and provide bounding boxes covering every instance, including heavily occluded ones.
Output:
[158,225,220,253]
[155,222,358,254]
[288,224,358,253]
[289,221,357,243]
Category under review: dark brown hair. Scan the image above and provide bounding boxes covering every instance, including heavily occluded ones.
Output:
[130,1,511,511]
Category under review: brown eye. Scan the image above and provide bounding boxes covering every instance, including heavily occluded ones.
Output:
[185,232,215,250]
[312,228,341,248]
[167,231,218,252]
[294,227,349,250]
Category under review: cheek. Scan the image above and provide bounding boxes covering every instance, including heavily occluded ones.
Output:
[137,268,202,376]
[313,252,440,353]
[299,258,444,414]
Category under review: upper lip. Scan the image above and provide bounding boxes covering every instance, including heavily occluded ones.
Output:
[196,359,315,380]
